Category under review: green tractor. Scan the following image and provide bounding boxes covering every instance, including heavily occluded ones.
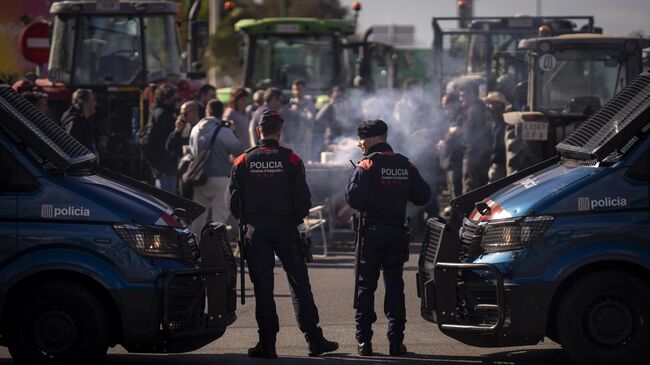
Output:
[503,34,650,174]
[218,17,355,103]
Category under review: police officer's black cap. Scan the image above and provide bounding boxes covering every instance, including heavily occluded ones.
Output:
[259,109,284,126]
[358,119,388,138]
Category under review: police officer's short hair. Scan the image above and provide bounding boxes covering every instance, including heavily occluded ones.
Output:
[206,99,224,119]
[71,89,94,109]
[259,109,283,135]
[264,87,283,104]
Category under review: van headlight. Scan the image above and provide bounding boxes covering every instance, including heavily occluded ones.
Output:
[113,223,184,260]
[480,216,554,254]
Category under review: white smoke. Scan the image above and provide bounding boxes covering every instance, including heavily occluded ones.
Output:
[325,136,362,165]
[326,87,446,168]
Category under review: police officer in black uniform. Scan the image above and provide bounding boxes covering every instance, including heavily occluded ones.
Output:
[346,119,431,356]
[227,110,339,358]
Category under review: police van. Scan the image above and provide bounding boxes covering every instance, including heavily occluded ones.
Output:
[418,71,650,364]
[0,84,236,365]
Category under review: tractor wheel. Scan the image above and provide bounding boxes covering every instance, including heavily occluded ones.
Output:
[504,124,543,175]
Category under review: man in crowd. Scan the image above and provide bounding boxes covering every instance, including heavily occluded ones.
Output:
[393,78,429,132]
[314,86,346,159]
[222,87,251,149]
[459,82,492,194]
[483,91,510,182]
[285,79,317,158]
[167,101,201,198]
[246,89,265,118]
[190,99,243,233]
[228,110,339,358]
[195,84,217,119]
[248,87,283,147]
[438,92,465,199]
[62,89,105,158]
[139,84,179,193]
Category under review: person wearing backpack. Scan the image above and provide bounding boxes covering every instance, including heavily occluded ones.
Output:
[189,99,244,233]
[139,84,179,193]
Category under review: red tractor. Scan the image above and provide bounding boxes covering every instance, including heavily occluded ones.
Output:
[13,0,208,179]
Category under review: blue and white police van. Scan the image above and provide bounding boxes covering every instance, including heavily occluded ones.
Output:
[0,84,236,365]
[418,71,650,364]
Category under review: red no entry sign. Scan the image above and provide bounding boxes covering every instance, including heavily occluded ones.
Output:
[20,21,51,65]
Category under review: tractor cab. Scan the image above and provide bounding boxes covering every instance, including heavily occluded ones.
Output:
[503,34,650,174]
[235,18,355,100]
[49,1,182,87]
[31,0,205,180]
[432,16,596,101]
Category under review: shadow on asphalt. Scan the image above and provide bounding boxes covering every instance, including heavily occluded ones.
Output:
[0,347,573,365]
[95,348,574,365]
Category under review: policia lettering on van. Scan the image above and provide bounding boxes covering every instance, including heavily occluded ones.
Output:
[0,84,236,365]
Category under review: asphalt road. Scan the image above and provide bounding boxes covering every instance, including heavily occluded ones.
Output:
[0,246,572,365]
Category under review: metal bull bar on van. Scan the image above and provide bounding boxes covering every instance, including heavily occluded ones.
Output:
[417,218,505,333]
[417,158,559,334]
[161,223,237,342]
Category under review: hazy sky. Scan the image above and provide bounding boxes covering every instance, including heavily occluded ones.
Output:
[340,0,650,46]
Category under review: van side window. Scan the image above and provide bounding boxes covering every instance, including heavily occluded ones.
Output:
[626,145,649,181]
[0,144,39,192]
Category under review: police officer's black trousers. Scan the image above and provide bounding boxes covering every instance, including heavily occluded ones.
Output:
[355,225,407,344]
[245,224,322,344]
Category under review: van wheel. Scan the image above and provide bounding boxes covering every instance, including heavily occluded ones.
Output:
[556,271,650,365]
[8,281,110,365]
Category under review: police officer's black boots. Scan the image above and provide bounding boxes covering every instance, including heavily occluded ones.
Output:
[307,337,339,357]
[248,337,277,358]
[357,342,373,356]
[389,341,407,356]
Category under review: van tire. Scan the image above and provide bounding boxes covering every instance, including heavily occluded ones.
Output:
[8,281,110,365]
[556,271,649,365]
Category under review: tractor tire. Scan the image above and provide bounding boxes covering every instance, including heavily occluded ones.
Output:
[504,124,543,175]
[8,281,110,365]
[556,270,650,365]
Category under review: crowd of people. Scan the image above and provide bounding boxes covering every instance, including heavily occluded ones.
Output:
[20,75,510,228]
[438,83,511,201]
